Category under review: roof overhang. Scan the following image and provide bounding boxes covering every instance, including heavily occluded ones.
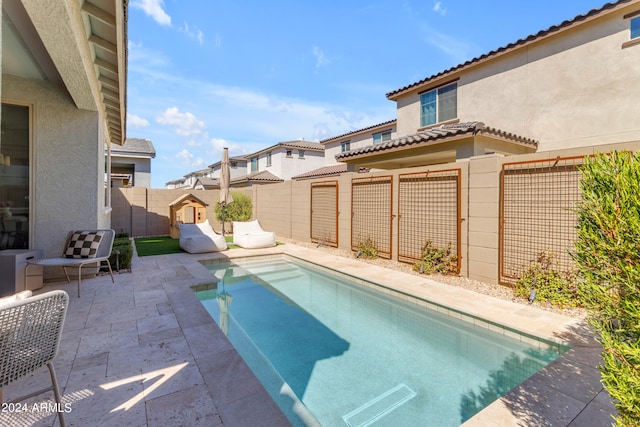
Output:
[386,0,638,100]
[335,122,537,169]
[6,0,127,145]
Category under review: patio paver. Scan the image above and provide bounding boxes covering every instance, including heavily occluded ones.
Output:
[1,244,615,426]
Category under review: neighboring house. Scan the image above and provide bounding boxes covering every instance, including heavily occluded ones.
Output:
[207,156,248,182]
[182,168,211,189]
[245,140,324,181]
[111,138,156,188]
[336,0,640,170]
[321,119,397,166]
[165,178,186,189]
[1,0,127,255]
[293,119,397,180]
[174,140,325,187]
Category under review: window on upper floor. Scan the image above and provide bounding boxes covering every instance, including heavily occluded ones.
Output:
[420,82,457,127]
[230,161,237,168]
[251,157,258,172]
[286,150,293,157]
[266,152,272,167]
[632,16,640,39]
[298,150,305,158]
[373,131,391,145]
[341,141,351,152]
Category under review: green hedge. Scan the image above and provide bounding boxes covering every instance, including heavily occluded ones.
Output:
[108,232,133,271]
[574,151,640,426]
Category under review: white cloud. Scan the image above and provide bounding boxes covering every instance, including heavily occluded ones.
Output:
[433,1,447,16]
[179,22,205,46]
[131,0,171,26]
[157,107,206,137]
[312,46,330,69]
[127,113,150,129]
[175,149,206,168]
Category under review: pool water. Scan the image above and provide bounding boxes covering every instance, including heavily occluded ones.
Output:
[194,256,567,426]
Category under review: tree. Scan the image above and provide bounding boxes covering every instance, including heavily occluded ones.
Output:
[215,191,252,230]
[573,151,640,426]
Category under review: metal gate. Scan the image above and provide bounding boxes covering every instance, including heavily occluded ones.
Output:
[500,156,584,285]
[351,176,393,258]
[310,181,339,247]
[398,169,461,269]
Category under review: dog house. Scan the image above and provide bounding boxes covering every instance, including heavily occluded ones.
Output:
[169,193,209,238]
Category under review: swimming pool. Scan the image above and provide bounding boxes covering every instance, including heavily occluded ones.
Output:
[194,255,568,426]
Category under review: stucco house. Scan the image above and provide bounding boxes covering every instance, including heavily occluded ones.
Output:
[111,137,156,188]
[1,0,127,255]
[335,0,640,170]
[244,140,324,181]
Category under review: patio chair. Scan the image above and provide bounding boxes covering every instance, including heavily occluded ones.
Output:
[232,220,276,249]
[0,290,69,427]
[178,219,228,253]
[25,229,115,297]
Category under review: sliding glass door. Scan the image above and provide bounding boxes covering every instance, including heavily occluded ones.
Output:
[0,103,30,249]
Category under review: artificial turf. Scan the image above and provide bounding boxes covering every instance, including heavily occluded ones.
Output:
[134,235,240,256]
[134,236,183,256]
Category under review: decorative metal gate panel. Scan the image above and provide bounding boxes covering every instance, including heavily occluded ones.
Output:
[398,169,461,269]
[500,156,584,285]
[351,176,393,259]
[310,181,339,247]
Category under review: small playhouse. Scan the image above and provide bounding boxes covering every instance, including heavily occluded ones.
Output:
[169,193,209,238]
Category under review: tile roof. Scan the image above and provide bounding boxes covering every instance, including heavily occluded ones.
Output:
[195,177,219,187]
[232,170,284,184]
[386,0,634,100]
[292,164,349,180]
[112,138,156,157]
[334,122,538,161]
[208,155,247,168]
[320,119,397,144]
[249,140,324,157]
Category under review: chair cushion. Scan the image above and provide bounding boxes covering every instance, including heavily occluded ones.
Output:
[65,231,105,258]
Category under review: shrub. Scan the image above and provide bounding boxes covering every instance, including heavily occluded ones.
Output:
[573,151,640,426]
[514,250,579,307]
[413,241,458,275]
[108,237,132,271]
[356,238,378,259]
[215,191,253,225]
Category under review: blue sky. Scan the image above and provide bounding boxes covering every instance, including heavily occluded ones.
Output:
[126,0,608,188]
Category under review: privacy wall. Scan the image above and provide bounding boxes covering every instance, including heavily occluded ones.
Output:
[112,140,639,285]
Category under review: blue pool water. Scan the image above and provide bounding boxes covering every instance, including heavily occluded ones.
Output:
[194,256,567,426]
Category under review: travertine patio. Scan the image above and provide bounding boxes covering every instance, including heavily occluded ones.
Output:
[2,243,616,427]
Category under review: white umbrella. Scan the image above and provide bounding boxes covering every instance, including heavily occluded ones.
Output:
[219,147,233,235]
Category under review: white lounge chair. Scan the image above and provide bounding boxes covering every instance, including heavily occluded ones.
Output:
[0,290,69,427]
[178,220,228,253]
[24,229,115,297]
[232,220,276,249]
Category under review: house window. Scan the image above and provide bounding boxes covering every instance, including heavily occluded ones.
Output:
[632,16,640,39]
[230,161,237,168]
[341,141,351,152]
[298,150,305,159]
[286,150,293,157]
[373,131,391,145]
[266,152,272,167]
[420,82,457,127]
[251,157,258,172]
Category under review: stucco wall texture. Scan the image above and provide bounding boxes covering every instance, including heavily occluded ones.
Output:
[3,74,108,258]
[394,6,640,151]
